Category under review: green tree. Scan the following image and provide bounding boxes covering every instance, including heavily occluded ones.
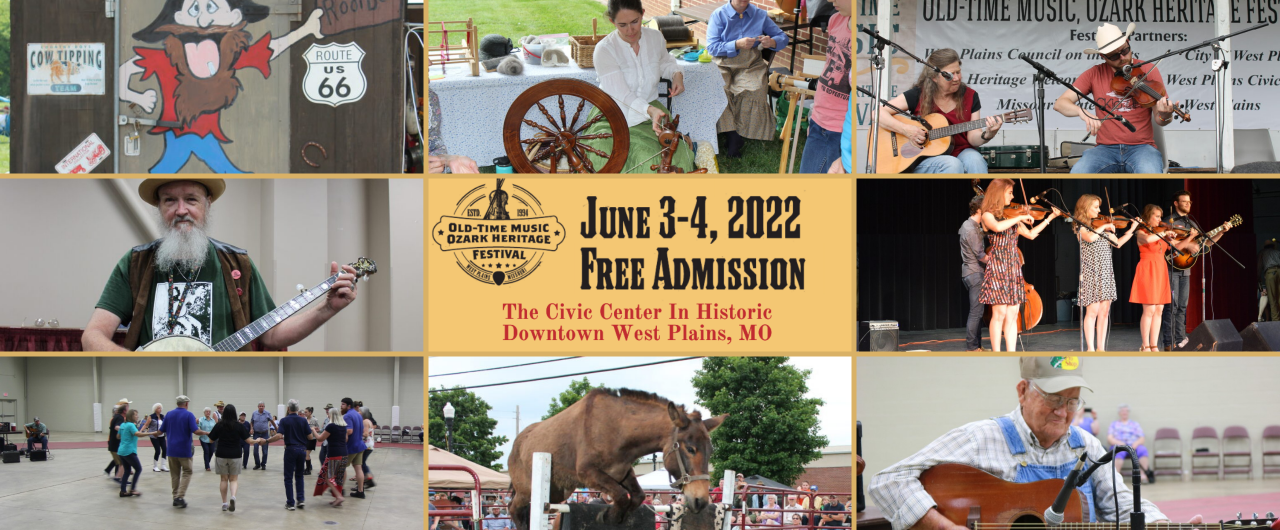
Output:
[0,0,10,98]
[428,386,509,471]
[542,377,603,420]
[692,357,828,486]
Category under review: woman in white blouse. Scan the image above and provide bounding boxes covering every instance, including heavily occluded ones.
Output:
[580,0,698,173]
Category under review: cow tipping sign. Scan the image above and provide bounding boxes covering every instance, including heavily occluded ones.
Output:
[28,43,107,95]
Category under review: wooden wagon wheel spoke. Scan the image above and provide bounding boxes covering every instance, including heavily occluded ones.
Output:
[558,95,568,130]
[534,101,562,131]
[568,99,586,131]
[504,79,630,173]
[522,118,559,137]
[574,113,608,135]
[579,144,611,159]
[574,146,597,173]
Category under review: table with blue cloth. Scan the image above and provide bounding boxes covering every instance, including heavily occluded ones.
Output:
[430,56,728,168]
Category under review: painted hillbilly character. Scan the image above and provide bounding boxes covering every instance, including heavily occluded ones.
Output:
[119,0,326,173]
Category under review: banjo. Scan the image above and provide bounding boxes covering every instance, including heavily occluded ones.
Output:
[137,257,377,352]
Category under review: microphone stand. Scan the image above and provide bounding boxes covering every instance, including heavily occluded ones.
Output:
[856,86,930,127]
[1121,205,1191,262]
[1021,58,1136,139]
[1124,23,1270,173]
[1075,445,1142,530]
[1186,213,1246,325]
[1034,72,1047,173]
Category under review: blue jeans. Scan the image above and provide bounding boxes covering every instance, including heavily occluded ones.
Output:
[201,441,214,470]
[241,440,250,468]
[150,131,249,174]
[28,435,47,452]
[1162,272,1191,348]
[283,446,306,505]
[253,432,269,467]
[798,121,844,173]
[120,453,142,493]
[361,448,373,476]
[914,148,987,173]
[963,272,985,350]
[1070,144,1163,173]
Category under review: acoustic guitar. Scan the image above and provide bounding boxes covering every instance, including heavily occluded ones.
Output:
[1166,215,1242,271]
[867,109,1034,173]
[25,424,43,438]
[137,257,377,352]
[921,463,1278,530]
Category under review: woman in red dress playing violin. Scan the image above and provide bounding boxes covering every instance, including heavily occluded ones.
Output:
[1130,204,1199,351]
[978,179,1059,351]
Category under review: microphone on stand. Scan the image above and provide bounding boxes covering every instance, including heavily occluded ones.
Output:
[1030,190,1050,204]
[1117,116,1137,132]
[1020,54,1057,78]
[1045,452,1088,527]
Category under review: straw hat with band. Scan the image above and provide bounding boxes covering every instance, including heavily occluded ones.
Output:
[1084,23,1136,56]
[1020,357,1092,394]
[138,178,226,207]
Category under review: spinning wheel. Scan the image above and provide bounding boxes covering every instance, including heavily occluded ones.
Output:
[503,79,630,173]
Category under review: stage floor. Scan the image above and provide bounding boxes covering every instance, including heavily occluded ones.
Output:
[0,445,423,529]
[894,321,1149,351]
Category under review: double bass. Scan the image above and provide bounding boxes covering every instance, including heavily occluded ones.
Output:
[973,180,1043,333]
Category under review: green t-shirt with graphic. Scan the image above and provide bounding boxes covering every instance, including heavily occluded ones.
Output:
[95,242,275,349]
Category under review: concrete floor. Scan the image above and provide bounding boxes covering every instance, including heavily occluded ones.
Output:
[0,442,423,530]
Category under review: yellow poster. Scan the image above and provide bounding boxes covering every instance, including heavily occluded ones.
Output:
[428,177,853,352]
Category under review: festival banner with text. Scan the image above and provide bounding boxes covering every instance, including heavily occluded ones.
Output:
[427,178,853,353]
[858,0,1280,130]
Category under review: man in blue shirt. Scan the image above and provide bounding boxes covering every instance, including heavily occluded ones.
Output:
[160,395,209,508]
[341,397,368,499]
[263,399,316,510]
[483,504,515,530]
[707,0,790,157]
[251,401,277,470]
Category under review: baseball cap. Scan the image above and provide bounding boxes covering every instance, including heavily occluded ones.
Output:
[1020,357,1092,394]
[324,403,334,409]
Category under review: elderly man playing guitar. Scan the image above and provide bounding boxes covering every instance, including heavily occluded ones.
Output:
[869,357,1204,530]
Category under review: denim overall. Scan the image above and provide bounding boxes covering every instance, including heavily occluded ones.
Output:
[994,417,1099,523]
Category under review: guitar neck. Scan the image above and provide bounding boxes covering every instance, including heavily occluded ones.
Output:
[211,272,346,352]
[927,116,993,140]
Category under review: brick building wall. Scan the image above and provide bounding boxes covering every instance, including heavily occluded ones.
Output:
[639,0,834,71]
[792,465,853,495]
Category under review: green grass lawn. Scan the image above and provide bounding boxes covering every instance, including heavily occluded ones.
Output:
[0,134,9,174]
[429,0,610,46]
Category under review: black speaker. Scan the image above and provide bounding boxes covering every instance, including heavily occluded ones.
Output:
[1230,161,1280,173]
[2,451,18,464]
[2,443,15,453]
[1175,319,1243,351]
[29,449,47,461]
[1241,322,1280,351]
[858,321,899,351]
[856,421,864,513]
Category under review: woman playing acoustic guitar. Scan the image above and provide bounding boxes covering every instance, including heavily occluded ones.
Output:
[877,49,1003,173]
[979,179,1058,351]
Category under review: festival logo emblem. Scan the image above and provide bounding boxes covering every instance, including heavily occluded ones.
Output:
[433,179,566,286]
[1050,356,1080,370]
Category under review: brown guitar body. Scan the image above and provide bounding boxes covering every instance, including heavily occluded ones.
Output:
[867,113,954,173]
[921,464,1086,528]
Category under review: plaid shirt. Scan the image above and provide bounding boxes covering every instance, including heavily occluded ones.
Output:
[1108,420,1144,446]
[869,406,1167,530]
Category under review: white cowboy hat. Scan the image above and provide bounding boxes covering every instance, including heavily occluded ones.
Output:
[1084,23,1136,55]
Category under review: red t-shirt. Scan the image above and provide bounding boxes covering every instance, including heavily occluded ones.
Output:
[135,34,274,142]
[1072,62,1158,147]
[906,86,980,157]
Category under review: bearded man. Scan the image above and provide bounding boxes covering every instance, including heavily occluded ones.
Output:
[82,179,359,351]
[118,0,325,173]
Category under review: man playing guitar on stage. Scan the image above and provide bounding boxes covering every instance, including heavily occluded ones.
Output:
[868,357,1204,530]
[1054,23,1176,174]
[1162,191,1234,350]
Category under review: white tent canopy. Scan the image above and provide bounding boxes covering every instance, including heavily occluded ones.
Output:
[635,469,678,491]
[427,445,512,490]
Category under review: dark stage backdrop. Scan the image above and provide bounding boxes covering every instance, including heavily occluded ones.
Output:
[856,178,1222,334]
[1183,179,1258,334]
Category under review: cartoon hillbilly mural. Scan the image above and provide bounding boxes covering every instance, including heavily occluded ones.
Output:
[119,0,326,173]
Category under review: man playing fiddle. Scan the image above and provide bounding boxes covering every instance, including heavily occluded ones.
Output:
[1054,23,1177,174]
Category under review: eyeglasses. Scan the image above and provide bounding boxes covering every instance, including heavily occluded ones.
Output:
[1030,382,1084,412]
[1103,45,1132,61]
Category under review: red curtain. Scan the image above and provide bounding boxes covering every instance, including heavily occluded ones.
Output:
[1181,179,1257,334]
[0,327,129,351]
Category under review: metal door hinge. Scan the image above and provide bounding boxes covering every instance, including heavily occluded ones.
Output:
[106,0,116,18]
[272,0,303,22]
